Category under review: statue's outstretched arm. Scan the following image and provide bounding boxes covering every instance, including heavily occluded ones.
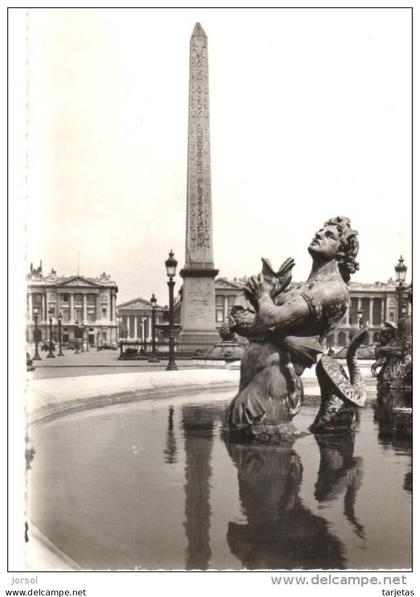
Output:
[258,294,310,330]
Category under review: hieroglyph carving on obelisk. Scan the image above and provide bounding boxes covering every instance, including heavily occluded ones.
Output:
[180,23,219,344]
[185,22,214,269]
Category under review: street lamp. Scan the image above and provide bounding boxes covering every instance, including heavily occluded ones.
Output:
[81,324,85,353]
[116,316,123,357]
[395,256,407,319]
[117,315,122,341]
[47,308,55,358]
[165,250,178,371]
[75,320,80,354]
[57,312,64,356]
[148,293,160,363]
[357,309,364,329]
[142,315,148,352]
[32,307,41,361]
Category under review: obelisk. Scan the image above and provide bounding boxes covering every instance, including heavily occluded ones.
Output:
[179,23,219,344]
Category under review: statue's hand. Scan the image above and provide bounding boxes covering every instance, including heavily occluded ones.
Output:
[244,274,271,305]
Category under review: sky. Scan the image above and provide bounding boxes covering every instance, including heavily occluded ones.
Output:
[12,7,412,305]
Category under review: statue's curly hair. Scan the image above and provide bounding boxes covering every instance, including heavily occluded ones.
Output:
[324,216,359,283]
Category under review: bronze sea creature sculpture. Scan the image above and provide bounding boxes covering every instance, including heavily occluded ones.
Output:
[371,287,412,437]
[224,216,366,442]
[309,325,368,434]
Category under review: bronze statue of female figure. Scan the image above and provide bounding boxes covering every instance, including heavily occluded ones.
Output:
[225,216,364,440]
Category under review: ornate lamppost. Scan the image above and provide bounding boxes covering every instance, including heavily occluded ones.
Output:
[117,316,123,357]
[75,320,80,354]
[33,307,41,361]
[57,312,64,356]
[47,308,55,358]
[165,250,178,371]
[395,256,408,319]
[148,293,160,363]
[142,315,148,353]
[81,324,86,353]
[357,308,364,329]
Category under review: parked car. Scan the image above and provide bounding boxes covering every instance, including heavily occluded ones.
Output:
[97,344,118,351]
[41,342,55,351]
[123,347,138,357]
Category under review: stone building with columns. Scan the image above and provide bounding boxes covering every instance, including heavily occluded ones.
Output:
[213,277,411,349]
[214,277,247,324]
[116,297,167,343]
[26,262,118,347]
[325,280,411,348]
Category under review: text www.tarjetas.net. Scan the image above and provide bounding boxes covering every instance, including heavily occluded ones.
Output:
[271,574,413,592]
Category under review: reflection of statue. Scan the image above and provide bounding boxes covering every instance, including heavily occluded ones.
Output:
[314,434,365,539]
[225,217,361,440]
[224,441,346,569]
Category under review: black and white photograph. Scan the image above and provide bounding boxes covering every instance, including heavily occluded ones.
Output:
[6,3,415,594]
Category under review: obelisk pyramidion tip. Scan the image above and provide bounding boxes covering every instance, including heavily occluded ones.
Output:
[192,22,206,37]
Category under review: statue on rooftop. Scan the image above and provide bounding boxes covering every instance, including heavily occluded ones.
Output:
[224,216,367,441]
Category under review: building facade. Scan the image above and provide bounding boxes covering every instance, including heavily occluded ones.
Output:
[26,262,118,347]
[213,277,411,348]
[214,277,246,324]
[324,280,411,348]
[116,298,167,343]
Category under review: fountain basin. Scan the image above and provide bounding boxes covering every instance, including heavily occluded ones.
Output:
[26,371,411,571]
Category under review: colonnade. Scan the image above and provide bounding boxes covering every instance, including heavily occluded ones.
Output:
[27,289,118,324]
[120,313,155,341]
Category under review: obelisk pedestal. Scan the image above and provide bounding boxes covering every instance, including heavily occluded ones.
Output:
[179,23,219,345]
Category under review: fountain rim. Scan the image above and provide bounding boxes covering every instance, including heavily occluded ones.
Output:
[26,368,241,424]
[26,362,376,425]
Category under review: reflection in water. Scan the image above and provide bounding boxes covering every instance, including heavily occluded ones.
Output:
[181,404,218,570]
[314,433,365,540]
[29,397,412,570]
[376,422,412,495]
[376,423,412,452]
[224,440,346,570]
[404,470,412,493]
[163,406,178,464]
